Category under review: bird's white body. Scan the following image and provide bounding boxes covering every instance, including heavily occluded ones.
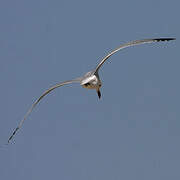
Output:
[80,72,101,90]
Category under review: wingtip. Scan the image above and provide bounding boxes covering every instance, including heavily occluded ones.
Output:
[7,127,20,144]
[153,38,176,42]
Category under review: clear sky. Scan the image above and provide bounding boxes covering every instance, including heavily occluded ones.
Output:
[0,0,179,179]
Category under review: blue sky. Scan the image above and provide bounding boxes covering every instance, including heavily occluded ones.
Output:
[0,0,179,179]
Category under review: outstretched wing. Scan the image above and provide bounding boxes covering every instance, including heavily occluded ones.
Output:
[94,38,175,73]
[7,78,81,144]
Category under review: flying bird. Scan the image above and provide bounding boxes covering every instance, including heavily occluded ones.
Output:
[6,38,175,144]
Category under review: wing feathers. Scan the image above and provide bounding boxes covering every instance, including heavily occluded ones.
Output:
[94,38,175,72]
[7,78,80,144]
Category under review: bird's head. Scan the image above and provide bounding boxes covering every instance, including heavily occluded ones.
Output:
[96,88,101,99]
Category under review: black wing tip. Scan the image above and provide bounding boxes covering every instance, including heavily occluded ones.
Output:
[7,127,20,144]
[153,38,176,42]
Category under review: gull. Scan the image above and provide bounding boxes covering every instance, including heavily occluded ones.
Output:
[6,38,175,144]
